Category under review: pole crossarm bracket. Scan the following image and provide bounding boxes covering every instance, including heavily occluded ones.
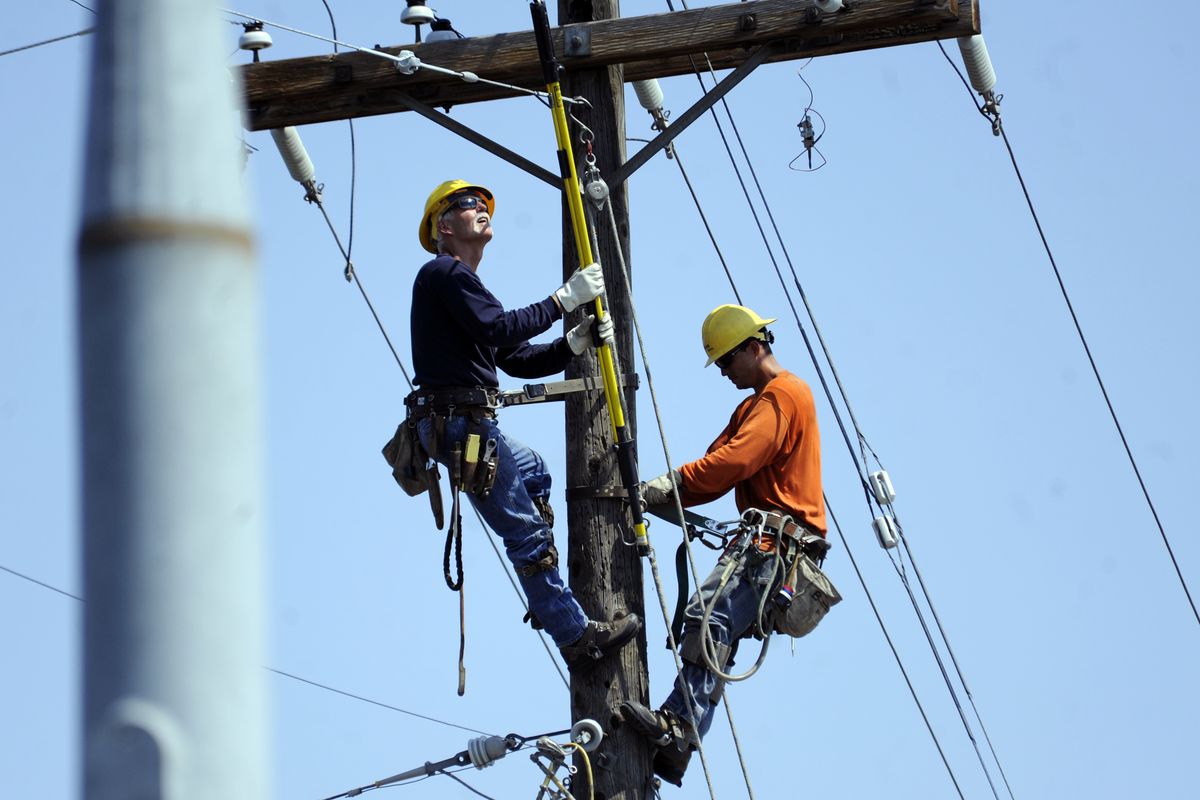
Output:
[390,92,561,187]
[499,373,639,408]
[239,0,977,131]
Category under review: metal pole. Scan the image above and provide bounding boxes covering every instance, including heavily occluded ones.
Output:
[78,2,266,798]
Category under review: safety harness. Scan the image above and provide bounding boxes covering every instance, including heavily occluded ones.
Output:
[673,508,841,686]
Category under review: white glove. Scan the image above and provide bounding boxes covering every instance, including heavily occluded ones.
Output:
[641,470,682,507]
[595,314,615,348]
[554,263,605,313]
[566,314,616,355]
[566,316,595,355]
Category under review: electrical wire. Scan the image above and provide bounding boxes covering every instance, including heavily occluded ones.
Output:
[936,41,1198,629]
[0,28,93,58]
[222,8,588,106]
[0,563,82,601]
[66,0,96,12]
[656,6,1007,794]
[0,563,501,738]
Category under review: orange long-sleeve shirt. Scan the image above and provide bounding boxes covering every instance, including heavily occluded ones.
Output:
[678,371,826,535]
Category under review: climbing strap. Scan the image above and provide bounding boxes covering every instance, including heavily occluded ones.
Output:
[529,0,650,556]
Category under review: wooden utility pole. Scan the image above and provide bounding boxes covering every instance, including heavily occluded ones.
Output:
[555,3,651,797]
[238,1,982,796]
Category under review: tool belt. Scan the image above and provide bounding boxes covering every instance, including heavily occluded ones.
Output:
[737,508,841,640]
[404,386,499,419]
[742,508,831,565]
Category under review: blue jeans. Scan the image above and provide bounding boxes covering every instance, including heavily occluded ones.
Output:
[417,414,588,647]
[662,549,778,739]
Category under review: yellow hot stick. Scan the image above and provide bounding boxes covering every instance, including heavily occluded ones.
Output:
[532,1,648,554]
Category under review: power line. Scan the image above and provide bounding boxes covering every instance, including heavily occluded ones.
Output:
[0,562,500,737]
[656,7,1012,794]
[936,41,1199,629]
[0,28,93,59]
[0,563,82,601]
[66,0,96,13]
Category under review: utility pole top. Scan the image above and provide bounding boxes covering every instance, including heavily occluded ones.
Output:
[240,0,978,131]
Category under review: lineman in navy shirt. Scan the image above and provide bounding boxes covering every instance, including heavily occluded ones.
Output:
[410,180,640,666]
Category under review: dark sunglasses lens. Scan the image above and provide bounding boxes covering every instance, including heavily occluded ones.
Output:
[451,195,482,210]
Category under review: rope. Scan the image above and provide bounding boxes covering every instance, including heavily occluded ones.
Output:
[584,179,723,800]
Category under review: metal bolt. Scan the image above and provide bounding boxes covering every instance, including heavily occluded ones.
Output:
[738,13,757,32]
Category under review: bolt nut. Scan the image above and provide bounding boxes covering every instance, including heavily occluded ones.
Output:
[738,13,757,32]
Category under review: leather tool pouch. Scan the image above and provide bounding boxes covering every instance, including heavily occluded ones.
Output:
[382,419,445,529]
[773,551,841,639]
[458,417,498,497]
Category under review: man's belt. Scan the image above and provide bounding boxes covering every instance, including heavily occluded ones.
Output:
[747,508,830,561]
[405,386,500,418]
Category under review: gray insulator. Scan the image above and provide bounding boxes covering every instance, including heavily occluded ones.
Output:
[814,0,843,12]
[957,35,997,95]
[269,127,315,185]
[633,79,664,112]
[467,735,508,769]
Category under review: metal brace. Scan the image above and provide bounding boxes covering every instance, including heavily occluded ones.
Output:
[499,373,639,407]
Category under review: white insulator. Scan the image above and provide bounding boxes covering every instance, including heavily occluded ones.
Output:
[873,515,899,549]
[269,127,315,185]
[957,35,997,96]
[239,29,273,52]
[571,719,604,753]
[394,50,421,75]
[868,470,896,506]
[401,2,436,26]
[633,79,664,112]
[814,0,843,13]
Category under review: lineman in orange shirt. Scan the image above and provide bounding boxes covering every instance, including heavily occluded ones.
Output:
[620,304,831,787]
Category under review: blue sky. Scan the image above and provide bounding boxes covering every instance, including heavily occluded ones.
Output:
[3,2,1198,798]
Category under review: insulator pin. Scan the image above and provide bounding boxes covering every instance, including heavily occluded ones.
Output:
[269,127,315,185]
[869,470,896,506]
[633,79,664,112]
[957,35,997,96]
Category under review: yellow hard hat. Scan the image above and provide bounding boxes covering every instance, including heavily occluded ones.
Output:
[418,179,495,254]
[701,304,777,366]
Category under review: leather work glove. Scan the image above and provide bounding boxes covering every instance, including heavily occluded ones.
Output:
[554,263,605,313]
[641,470,682,507]
[566,314,615,355]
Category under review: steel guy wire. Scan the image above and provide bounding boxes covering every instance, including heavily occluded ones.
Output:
[0,27,93,58]
[222,8,589,106]
[0,563,502,739]
[937,40,1198,630]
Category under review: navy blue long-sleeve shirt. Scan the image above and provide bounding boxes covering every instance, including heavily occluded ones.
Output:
[411,254,573,389]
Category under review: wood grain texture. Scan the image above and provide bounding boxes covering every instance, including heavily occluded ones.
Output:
[241,0,977,130]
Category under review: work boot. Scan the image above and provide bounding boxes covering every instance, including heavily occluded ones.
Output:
[560,613,641,667]
[619,701,696,787]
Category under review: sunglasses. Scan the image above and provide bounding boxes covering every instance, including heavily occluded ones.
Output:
[446,194,488,212]
[714,340,752,369]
